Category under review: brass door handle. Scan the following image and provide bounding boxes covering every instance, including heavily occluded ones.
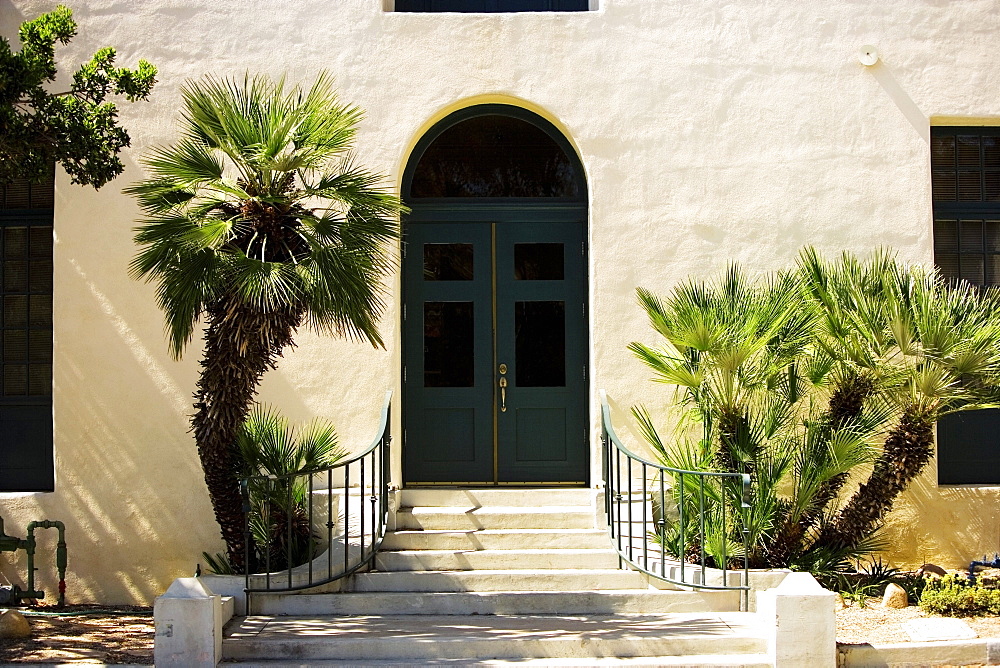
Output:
[499,376,507,412]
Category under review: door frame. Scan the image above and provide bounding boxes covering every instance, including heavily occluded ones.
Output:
[400,104,589,488]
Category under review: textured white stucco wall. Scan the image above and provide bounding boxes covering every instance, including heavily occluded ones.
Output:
[1,0,999,603]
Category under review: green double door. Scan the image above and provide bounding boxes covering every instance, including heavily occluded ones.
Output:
[403,207,588,485]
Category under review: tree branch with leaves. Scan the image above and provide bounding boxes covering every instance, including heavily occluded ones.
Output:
[0,5,156,187]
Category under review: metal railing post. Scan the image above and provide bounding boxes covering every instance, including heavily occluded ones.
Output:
[598,390,751,598]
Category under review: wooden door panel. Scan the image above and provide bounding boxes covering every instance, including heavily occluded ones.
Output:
[495,222,587,483]
[403,223,493,484]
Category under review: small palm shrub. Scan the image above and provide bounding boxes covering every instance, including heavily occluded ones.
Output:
[631,262,890,570]
[920,575,1000,617]
[204,406,346,574]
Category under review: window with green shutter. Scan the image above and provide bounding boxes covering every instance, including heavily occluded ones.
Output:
[931,127,1000,287]
[0,172,53,492]
[931,127,1000,485]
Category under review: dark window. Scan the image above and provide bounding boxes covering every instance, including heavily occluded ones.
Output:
[932,127,1000,287]
[515,301,565,387]
[396,0,588,12]
[931,127,1000,485]
[937,410,1000,485]
[514,243,564,280]
[409,115,581,198]
[0,172,54,492]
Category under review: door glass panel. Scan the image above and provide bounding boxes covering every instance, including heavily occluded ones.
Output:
[515,301,565,387]
[514,243,564,280]
[424,243,474,280]
[424,302,474,387]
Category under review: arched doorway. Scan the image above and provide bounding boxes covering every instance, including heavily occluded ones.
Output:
[402,105,589,486]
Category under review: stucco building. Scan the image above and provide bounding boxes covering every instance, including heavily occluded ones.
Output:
[1,0,999,604]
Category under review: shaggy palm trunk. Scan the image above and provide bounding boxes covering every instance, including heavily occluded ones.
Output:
[191,296,303,573]
[767,373,874,566]
[819,407,934,550]
[715,408,755,476]
[801,374,875,519]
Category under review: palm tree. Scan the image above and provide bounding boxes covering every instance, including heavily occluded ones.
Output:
[630,266,881,567]
[127,73,405,572]
[801,251,1000,549]
[631,250,1000,570]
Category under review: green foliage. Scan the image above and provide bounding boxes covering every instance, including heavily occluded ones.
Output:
[201,551,235,575]
[801,536,889,589]
[797,247,1000,421]
[202,401,346,577]
[631,248,1000,575]
[859,557,902,590]
[896,571,929,602]
[631,261,886,569]
[0,5,156,187]
[812,558,923,609]
[920,574,1000,617]
[839,579,876,608]
[236,405,346,572]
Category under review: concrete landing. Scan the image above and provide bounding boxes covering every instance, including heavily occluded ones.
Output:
[225,658,772,667]
[223,613,767,662]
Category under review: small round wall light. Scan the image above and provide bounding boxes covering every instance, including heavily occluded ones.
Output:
[858,45,879,67]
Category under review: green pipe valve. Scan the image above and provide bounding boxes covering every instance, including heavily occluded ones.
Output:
[0,516,67,606]
[27,521,67,607]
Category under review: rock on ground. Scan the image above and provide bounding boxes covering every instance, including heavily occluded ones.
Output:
[882,582,909,609]
[0,610,30,639]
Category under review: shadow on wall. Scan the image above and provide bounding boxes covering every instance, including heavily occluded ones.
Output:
[865,59,929,144]
[0,149,317,604]
[0,8,362,604]
[884,463,1000,570]
[0,5,24,42]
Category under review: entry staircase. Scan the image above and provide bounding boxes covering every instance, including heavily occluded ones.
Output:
[222,488,769,666]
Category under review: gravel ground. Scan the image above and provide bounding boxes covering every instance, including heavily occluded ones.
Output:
[0,606,153,665]
[836,596,1000,645]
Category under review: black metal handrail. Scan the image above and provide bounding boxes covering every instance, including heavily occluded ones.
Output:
[241,391,391,600]
[600,390,752,610]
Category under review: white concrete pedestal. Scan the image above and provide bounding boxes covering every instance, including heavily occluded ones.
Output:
[757,571,836,668]
[154,577,225,667]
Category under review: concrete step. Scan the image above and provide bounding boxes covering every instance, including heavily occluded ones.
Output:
[399,488,597,508]
[344,569,645,592]
[381,528,609,551]
[222,613,767,662]
[251,589,741,616]
[375,548,621,571]
[396,506,596,530]
[223,658,771,667]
